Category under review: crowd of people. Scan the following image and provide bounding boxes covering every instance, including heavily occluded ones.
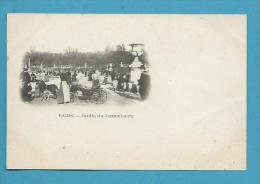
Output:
[20,65,150,103]
[20,68,34,102]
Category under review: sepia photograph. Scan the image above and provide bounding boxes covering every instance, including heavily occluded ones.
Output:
[21,43,150,105]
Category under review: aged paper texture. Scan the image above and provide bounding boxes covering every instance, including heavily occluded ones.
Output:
[7,14,246,170]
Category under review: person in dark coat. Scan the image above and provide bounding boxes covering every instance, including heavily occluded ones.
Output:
[60,72,67,81]
[31,72,36,82]
[111,71,116,81]
[21,83,34,102]
[88,70,93,81]
[21,68,31,84]
[72,71,77,82]
[126,74,130,92]
[138,71,150,100]
[117,74,124,91]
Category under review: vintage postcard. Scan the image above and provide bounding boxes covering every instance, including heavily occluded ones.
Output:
[7,14,246,170]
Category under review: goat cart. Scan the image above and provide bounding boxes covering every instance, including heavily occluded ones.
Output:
[28,78,108,104]
[70,80,108,104]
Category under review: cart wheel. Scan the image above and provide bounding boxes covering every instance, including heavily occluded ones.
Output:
[91,88,107,104]
[41,93,48,101]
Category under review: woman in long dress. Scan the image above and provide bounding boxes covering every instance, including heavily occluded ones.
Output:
[57,72,70,104]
